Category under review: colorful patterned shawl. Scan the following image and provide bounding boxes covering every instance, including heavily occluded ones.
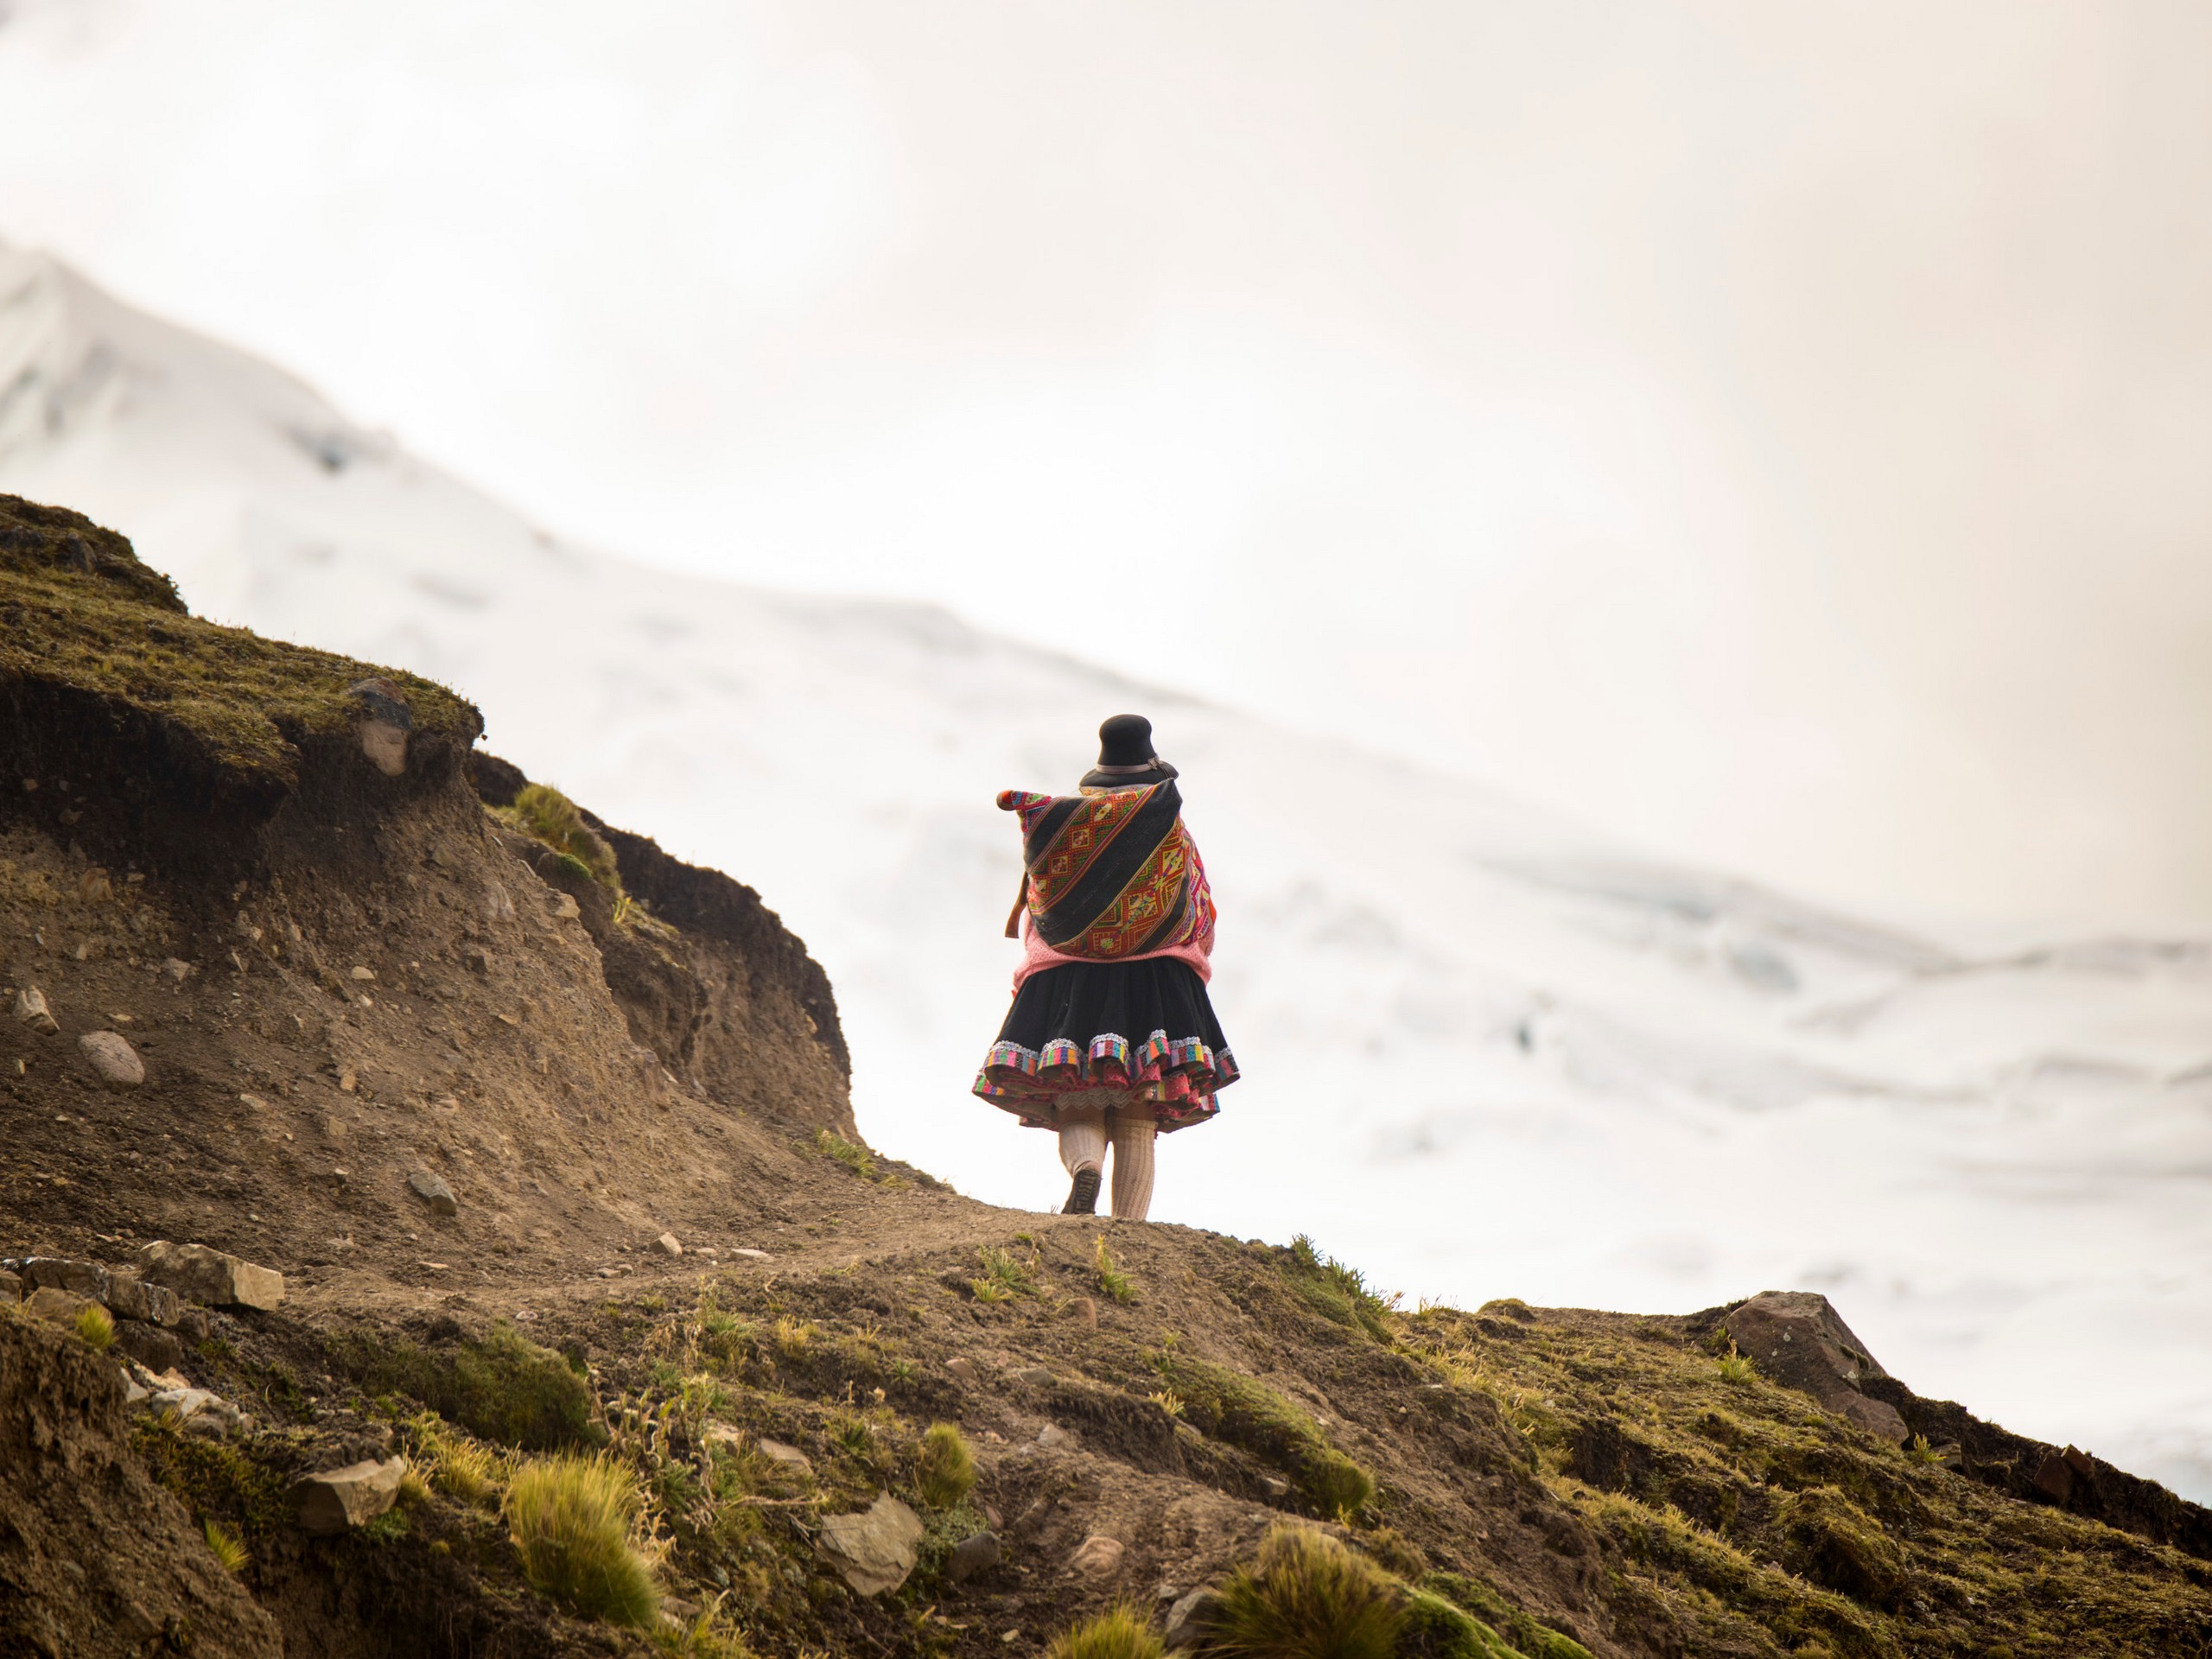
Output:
[998,782,1216,960]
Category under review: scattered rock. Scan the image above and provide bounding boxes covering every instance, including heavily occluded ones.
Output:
[12,985,59,1035]
[652,1232,683,1257]
[1035,1423,1075,1450]
[22,1286,100,1329]
[946,1357,982,1384]
[77,1030,144,1089]
[161,958,194,983]
[1011,1365,1053,1387]
[2034,1445,2098,1503]
[1067,1535,1124,1577]
[757,1439,814,1478]
[21,1258,109,1301]
[1068,1297,1098,1327]
[731,1248,773,1262]
[1164,1587,1220,1649]
[112,1319,185,1373]
[947,1531,1001,1583]
[548,892,581,921]
[139,1241,285,1311]
[0,1268,18,1303]
[348,679,412,777]
[462,946,491,975]
[1721,1291,1908,1444]
[408,1173,459,1217]
[1258,1476,1290,1499]
[348,965,376,982]
[817,1493,925,1596]
[295,1457,407,1535]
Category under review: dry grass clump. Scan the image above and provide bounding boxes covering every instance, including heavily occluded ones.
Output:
[1198,1525,1402,1659]
[1046,1603,1166,1659]
[815,1128,877,1180]
[202,1517,251,1576]
[913,1421,977,1510]
[410,1413,514,1508]
[505,1452,659,1628]
[73,1304,115,1351]
[507,784,621,889]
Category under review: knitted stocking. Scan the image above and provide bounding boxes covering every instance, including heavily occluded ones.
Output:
[1108,1114,1157,1220]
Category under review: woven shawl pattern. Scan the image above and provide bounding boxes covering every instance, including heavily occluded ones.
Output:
[997,781,1215,960]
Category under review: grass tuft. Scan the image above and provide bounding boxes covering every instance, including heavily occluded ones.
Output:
[914,1421,977,1510]
[1046,1603,1166,1659]
[73,1304,116,1351]
[505,1452,660,1628]
[969,1245,1034,1305]
[203,1517,251,1576]
[815,1128,877,1181]
[410,1413,513,1508]
[1714,1340,1758,1386]
[1200,1524,1402,1659]
[505,783,622,890]
[1095,1237,1137,1304]
[1284,1236,1395,1339]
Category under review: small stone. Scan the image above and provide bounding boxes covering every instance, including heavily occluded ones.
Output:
[0,1269,19,1303]
[549,892,581,920]
[946,1357,982,1384]
[463,946,491,976]
[349,680,413,777]
[1067,1535,1124,1576]
[349,965,376,982]
[78,1030,144,1088]
[652,1232,683,1257]
[409,1172,459,1216]
[138,1241,285,1311]
[947,1531,1001,1583]
[1259,1476,1291,1499]
[338,1068,358,1094]
[1035,1423,1074,1450]
[817,1493,925,1596]
[295,1457,407,1535]
[1068,1297,1098,1327]
[731,1248,773,1262]
[757,1439,814,1477]
[1011,1365,1053,1387]
[14,986,60,1035]
[162,958,194,983]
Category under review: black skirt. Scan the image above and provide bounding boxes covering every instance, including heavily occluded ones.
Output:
[972,958,1238,1132]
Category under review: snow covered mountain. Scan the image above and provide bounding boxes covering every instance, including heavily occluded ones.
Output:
[4,244,2209,1499]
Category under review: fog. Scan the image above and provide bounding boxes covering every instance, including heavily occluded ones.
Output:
[3,0,2209,931]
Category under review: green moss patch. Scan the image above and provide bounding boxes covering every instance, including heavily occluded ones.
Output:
[332,1323,598,1451]
[1150,1350,1374,1516]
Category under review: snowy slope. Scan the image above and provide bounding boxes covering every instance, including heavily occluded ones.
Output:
[4,245,2209,1498]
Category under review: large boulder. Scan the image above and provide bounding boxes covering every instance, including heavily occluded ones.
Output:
[817,1493,925,1595]
[1721,1291,1909,1443]
[138,1242,285,1312]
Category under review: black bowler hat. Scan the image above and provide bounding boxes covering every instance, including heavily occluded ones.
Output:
[1083,714,1178,785]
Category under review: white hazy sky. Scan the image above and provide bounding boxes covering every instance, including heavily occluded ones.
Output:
[3,0,2209,932]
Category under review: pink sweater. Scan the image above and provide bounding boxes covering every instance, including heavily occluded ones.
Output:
[1013,910,1215,991]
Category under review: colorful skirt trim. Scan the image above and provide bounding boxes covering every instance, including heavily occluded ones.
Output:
[973,959,1237,1133]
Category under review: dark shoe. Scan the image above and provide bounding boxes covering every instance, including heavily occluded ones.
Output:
[1062,1165,1102,1215]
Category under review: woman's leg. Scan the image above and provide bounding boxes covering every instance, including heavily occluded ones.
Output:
[1056,1096,1109,1214]
[1107,1111,1158,1221]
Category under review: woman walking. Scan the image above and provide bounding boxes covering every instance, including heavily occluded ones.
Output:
[972,715,1239,1219]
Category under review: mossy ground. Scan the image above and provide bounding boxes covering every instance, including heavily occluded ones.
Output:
[0,494,478,792]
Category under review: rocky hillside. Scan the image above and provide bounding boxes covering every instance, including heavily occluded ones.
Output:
[3,493,2209,1657]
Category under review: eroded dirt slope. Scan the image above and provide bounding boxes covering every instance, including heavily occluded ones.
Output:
[3,495,2209,1659]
